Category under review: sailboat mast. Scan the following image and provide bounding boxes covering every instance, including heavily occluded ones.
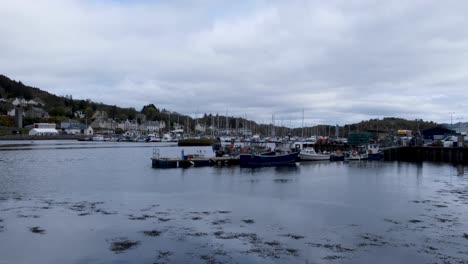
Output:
[301,109,304,138]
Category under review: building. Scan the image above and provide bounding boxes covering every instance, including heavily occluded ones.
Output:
[144,121,165,133]
[29,123,58,136]
[25,107,49,118]
[422,127,455,140]
[91,119,117,130]
[60,119,93,135]
[117,120,138,131]
[74,110,85,118]
[11,98,28,106]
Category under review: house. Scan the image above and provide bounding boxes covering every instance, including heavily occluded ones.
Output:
[60,119,93,135]
[91,119,117,130]
[25,107,49,118]
[144,121,165,132]
[29,123,58,136]
[118,120,138,131]
[11,98,28,106]
[84,126,94,135]
[74,110,85,118]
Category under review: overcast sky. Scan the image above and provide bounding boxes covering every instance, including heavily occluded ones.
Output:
[1,0,467,126]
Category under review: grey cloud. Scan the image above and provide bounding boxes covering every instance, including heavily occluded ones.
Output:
[1,0,468,125]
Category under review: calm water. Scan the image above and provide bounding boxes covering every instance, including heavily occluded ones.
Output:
[0,140,467,264]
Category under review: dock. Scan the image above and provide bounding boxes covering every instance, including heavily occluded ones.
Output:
[384,146,468,164]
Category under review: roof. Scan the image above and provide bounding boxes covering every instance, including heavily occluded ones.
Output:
[30,128,58,133]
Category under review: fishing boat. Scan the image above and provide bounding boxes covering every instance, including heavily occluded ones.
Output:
[346,150,368,161]
[239,152,299,167]
[367,144,383,160]
[151,149,238,168]
[91,134,104,141]
[299,147,330,161]
[330,150,345,161]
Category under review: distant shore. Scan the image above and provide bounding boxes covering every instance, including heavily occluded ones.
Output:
[0,135,86,141]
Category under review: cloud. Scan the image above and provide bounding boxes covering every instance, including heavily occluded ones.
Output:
[1,0,468,125]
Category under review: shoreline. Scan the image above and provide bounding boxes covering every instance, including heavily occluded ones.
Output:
[0,135,86,141]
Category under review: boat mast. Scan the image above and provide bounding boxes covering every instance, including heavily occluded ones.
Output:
[301,109,304,139]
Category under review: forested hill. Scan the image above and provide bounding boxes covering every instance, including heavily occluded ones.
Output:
[0,74,440,135]
[0,74,181,122]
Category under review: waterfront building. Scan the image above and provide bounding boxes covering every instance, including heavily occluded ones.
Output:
[60,119,94,135]
[28,123,59,136]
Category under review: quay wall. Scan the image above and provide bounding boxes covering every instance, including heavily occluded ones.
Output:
[384,147,468,164]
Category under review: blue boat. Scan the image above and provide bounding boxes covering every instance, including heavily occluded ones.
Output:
[367,144,384,160]
[239,152,300,167]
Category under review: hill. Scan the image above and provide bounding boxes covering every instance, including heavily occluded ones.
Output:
[0,74,440,136]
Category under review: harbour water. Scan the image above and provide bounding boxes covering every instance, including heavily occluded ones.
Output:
[0,140,467,263]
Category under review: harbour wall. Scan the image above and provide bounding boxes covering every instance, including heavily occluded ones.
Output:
[384,147,468,164]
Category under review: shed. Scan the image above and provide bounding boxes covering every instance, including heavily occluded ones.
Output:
[422,127,455,140]
[29,128,59,136]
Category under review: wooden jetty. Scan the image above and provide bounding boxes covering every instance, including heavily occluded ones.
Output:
[384,146,468,164]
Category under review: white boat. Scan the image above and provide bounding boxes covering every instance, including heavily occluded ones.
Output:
[147,134,161,142]
[161,133,173,142]
[92,134,104,141]
[347,150,368,160]
[299,147,330,161]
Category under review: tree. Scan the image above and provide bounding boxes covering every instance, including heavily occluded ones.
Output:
[84,107,94,118]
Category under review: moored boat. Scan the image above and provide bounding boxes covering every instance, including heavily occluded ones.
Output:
[367,144,383,160]
[346,150,368,161]
[330,150,345,161]
[239,152,299,167]
[299,147,330,161]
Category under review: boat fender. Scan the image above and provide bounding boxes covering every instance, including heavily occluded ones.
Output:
[368,149,373,154]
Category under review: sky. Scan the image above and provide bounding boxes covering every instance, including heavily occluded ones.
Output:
[1,0,468,126]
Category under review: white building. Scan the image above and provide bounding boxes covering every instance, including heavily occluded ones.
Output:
[195,123,206,133]
[118,120,138,131]
[144,121,165,132]
[12,98,28,106]
[60,119,93,135]
[29,123,59,136]
[74,110,85,118]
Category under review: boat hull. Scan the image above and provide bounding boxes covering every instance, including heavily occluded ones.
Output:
[330,155,345,161]
[367,153,383,160]
[239,152,299,167]
[152,157,239,168]
[299,153,330,161]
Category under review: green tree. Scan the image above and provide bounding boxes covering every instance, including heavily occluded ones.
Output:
[84,107,94,118]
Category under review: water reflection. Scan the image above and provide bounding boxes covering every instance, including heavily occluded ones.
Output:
[1,141,468,264]
[456,164,465,176]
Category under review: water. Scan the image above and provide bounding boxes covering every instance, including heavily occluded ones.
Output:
[0,140,467,264]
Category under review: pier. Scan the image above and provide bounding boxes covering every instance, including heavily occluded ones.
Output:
[384,146,468,164]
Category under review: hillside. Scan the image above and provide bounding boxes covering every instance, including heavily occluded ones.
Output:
[0,74,440,136]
